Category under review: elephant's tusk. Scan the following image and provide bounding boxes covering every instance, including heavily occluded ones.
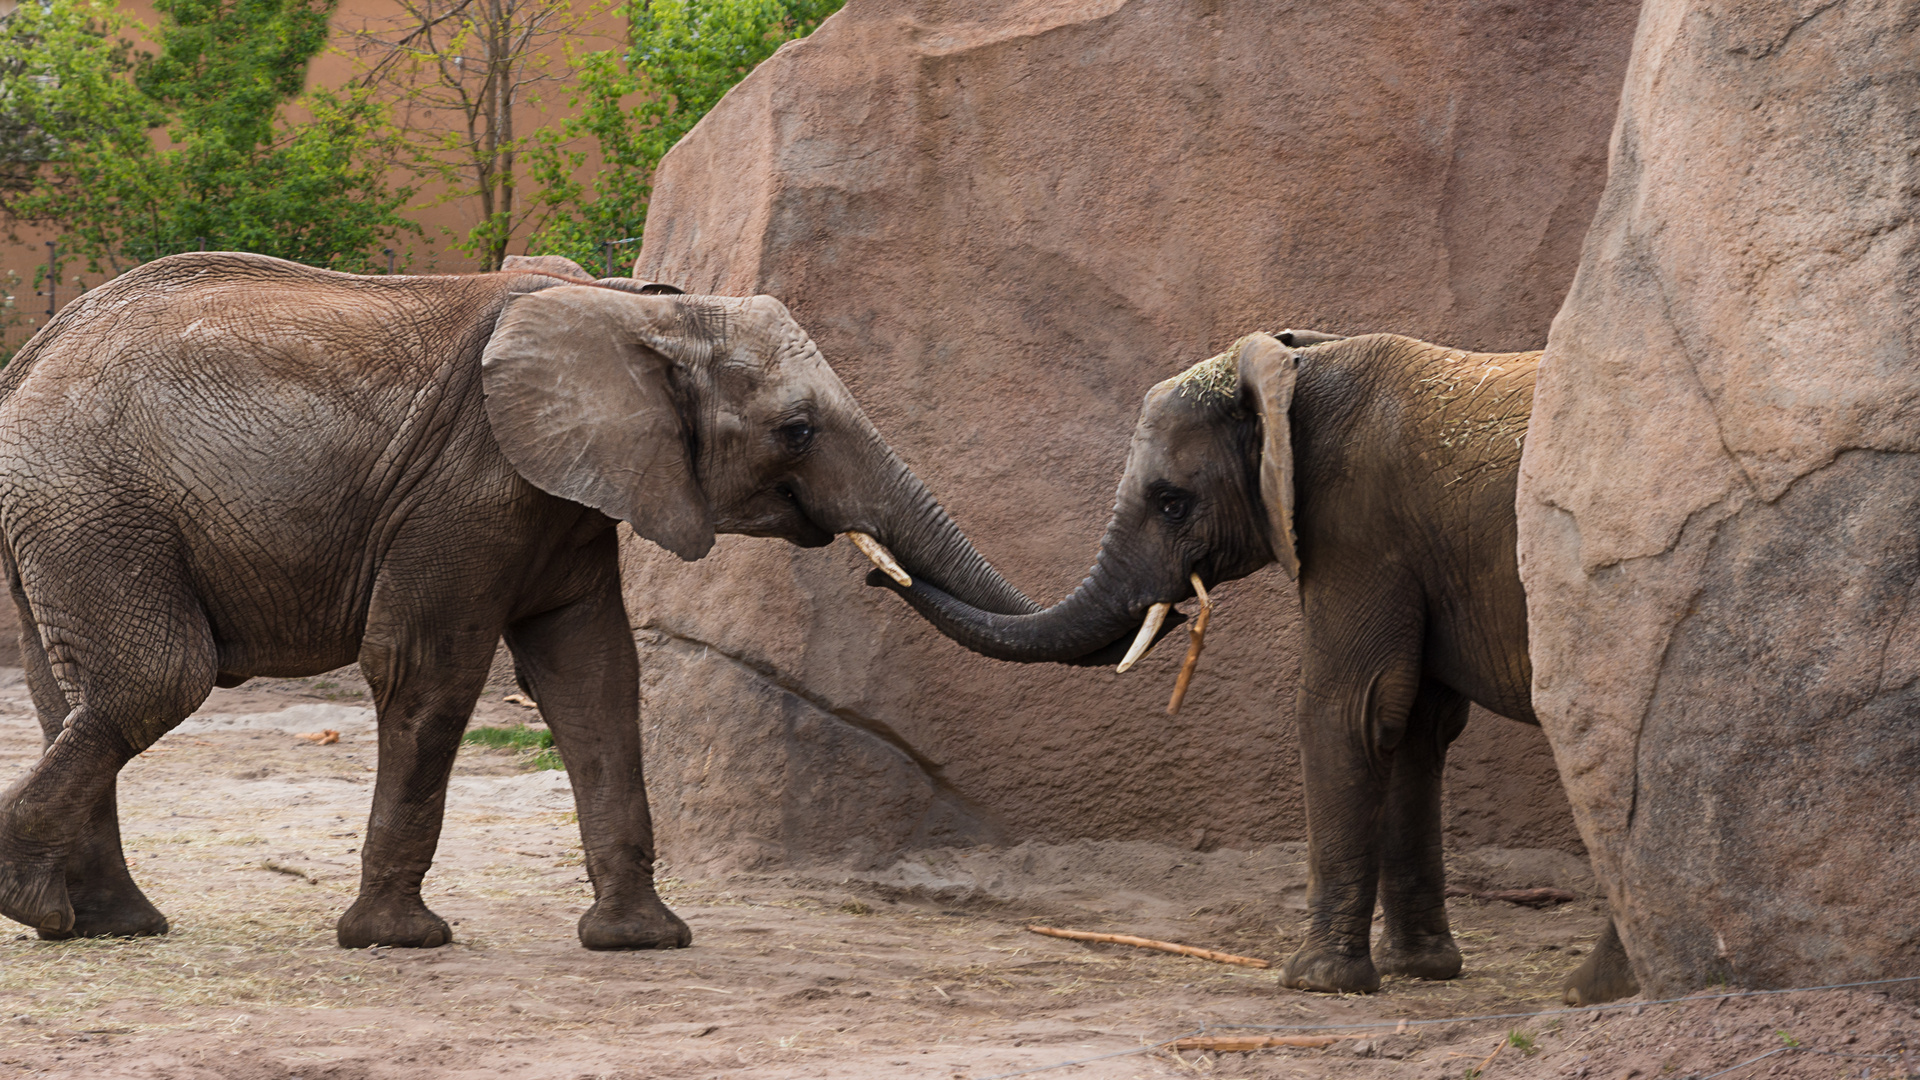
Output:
[846,531,911,587]
[1167,573,1214,714]
[1116,602,1171,674]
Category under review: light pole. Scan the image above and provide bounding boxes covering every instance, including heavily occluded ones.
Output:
[40,241,54,319]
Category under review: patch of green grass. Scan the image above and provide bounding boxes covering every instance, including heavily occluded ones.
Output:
[1508,1029,1538,1056]
[462,725,563,771]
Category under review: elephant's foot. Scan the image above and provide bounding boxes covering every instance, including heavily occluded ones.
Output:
[336,893,452,949]
[578,889,691,951]
[1375,932,1461,981]
[1561,920,1638,1005]
[1280,942,1380,994]
[0,862,71,937]
[42,881,167,940]
[40,832,168,940]
[0,815,73,936]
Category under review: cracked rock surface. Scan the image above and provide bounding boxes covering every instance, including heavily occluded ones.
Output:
[1518,0,1920,996]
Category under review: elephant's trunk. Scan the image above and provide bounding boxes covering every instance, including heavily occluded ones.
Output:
[871,512,1184,665]
[843,431,1040,618]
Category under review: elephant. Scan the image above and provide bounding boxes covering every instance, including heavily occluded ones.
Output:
[869,330,1638,1005]
[0,251,1036,949]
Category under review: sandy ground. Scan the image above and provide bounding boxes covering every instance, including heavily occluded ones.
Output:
[0,665,1910,1079]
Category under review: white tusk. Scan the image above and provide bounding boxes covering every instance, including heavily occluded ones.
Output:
[846,531,911,587]
[1116,602,1171,674]
[1190,572,1211,607]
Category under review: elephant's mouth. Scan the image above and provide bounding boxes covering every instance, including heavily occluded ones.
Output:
[764,485,835,547]
[1069,612,1191,668]
[1106,564,1227,674]
[723,490,835,547]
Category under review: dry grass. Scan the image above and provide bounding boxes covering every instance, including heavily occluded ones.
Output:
[0,894,409,1040]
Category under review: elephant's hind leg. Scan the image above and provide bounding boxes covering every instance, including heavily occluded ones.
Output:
[8,579,167,939]
[0,548,215,937]
[1561,918,1639,1004]
[1373,679,1469,981]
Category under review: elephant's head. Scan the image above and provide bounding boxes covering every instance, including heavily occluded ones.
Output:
[865,330,1335,662]
[480,282,1037,616]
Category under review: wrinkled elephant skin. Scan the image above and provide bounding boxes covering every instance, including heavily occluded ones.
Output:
[0,252,1031,948]
[874,332,1635,1004]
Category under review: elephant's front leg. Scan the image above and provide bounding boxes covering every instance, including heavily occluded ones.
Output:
[1373,679,1469,981]
[506,547,688,951]
[338,620,495,949]
[1280,626,1424,994]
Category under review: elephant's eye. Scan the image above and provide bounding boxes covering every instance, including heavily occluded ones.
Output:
[777,420,816,455]
[1159,492,1192,524]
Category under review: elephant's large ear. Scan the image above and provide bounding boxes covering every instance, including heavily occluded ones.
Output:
[482,285,716,560]
[1236,333,1301,580]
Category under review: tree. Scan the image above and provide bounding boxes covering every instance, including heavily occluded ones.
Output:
[0,0,417,275]
[527,0,843,269]
[346,0,585,269]
[0,0,157,274]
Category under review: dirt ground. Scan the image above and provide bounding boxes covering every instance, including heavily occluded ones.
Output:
[0,665,1911,1079]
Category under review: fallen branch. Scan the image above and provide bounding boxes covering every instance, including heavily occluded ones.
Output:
[503,693,538,709]
[1025,925,1271,968]
[1468,1033,1504,1078]
[1166,574,1213,714]
[1443,886,1578,908]
[294,729,340,745]
[260,860,317,884]
[1171,1034,1365,1051]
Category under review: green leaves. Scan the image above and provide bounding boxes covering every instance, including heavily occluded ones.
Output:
[1,0,417,275]
[1,0,845,277]
[528,0,844,266]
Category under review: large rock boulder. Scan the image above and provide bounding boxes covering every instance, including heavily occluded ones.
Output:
[630,0,1641,870]
[1518,0,1920,993]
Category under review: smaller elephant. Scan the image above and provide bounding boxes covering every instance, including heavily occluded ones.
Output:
[0,251,1035,948]
[872,330,1637,1005]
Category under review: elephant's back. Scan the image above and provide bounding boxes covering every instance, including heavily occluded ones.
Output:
[10,254,509,396]
[0,254,536,545]
[0,255,511,456]
[1294,334,1540,480]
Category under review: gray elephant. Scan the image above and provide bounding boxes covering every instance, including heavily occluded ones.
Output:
[871,330,1637,1005]
[0,251,1034,949]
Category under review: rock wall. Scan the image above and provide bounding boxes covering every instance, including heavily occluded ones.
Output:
[629,0,1642,870]
[1518,0,1920,993]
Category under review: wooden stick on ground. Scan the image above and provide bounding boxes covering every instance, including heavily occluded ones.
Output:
[1470,1034,1504,1077]
[1167,574,1213,714]
[1443,885,1578,908]
[1025,925,1270,968]
[1170,1034,1365,1051]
